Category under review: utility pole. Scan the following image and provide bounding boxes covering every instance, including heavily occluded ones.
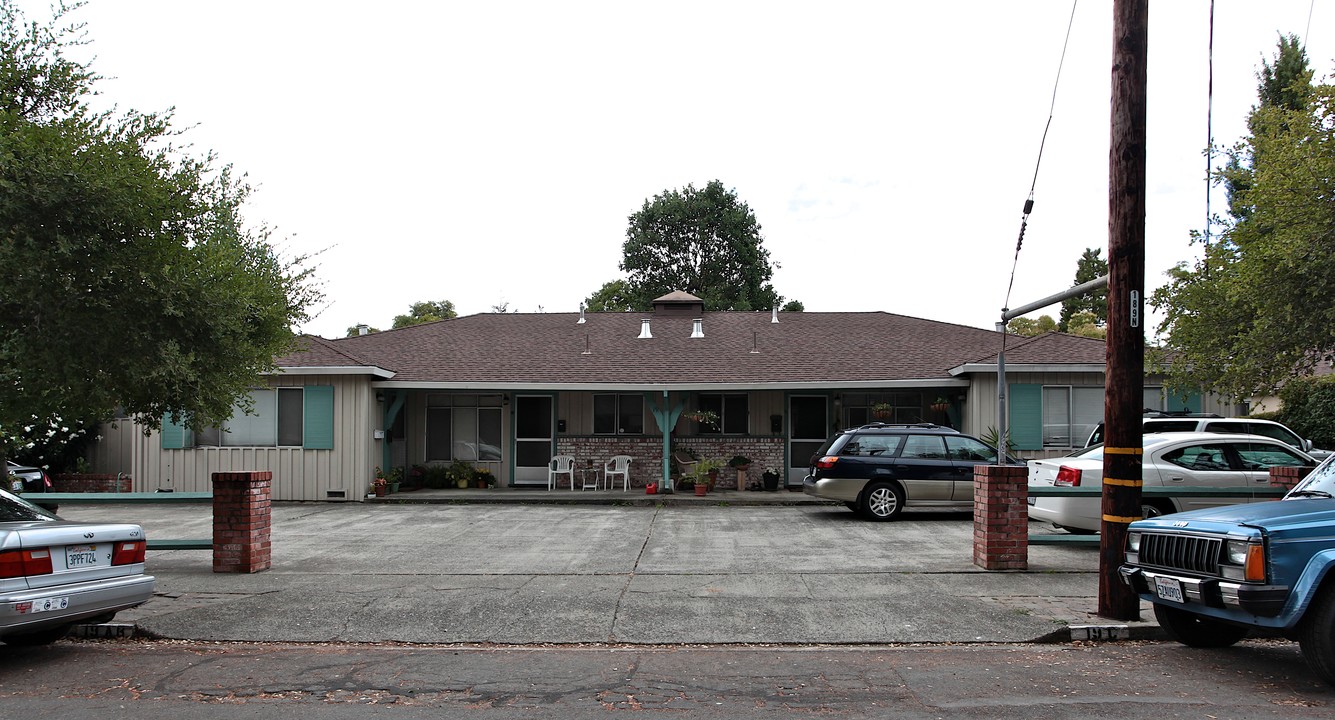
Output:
[1099,0,1148,620]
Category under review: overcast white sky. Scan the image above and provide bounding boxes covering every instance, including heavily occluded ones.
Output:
[21,1,1333,338]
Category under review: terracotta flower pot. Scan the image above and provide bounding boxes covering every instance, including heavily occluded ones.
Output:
[694,484,707,496]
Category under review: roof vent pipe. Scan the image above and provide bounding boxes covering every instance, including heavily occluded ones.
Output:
[771,307,779,323]
[638,318,653,339]
[690,318,704,338]
[577,305,586,324]
[357,324,369,336]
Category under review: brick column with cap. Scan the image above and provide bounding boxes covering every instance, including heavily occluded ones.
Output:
[973,465,1028,571]
[211,471,272,573]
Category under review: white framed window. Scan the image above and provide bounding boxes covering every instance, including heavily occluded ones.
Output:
[426,394,503,461]
[193,388,305,447]
[1042,386,1103,448]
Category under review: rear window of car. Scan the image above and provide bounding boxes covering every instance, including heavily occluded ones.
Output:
[839,435,902,457]
[1142,420,1201,433]
[0,491,56,522]
[1233,442,1309,468]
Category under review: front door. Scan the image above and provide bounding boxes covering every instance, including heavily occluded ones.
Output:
[514,395,554,486]
[789,395,829,487]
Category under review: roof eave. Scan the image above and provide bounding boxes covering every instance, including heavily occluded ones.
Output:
[949,363,1106,376]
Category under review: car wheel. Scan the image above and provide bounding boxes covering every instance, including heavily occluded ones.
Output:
[1153,603,1247,648]
[1141,500,1173,520]
[860,481,905,521]
[1298,585,1335,685]
[1,623,72,646]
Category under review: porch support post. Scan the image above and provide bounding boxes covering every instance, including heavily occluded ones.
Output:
[646,390,683,492]
[381,390,407,478]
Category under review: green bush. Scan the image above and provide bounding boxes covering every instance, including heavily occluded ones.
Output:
[1276,375,1335,448]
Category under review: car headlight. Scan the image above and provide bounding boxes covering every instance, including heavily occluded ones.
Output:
[1127,531,1141,552]
[1226,540,1250,566]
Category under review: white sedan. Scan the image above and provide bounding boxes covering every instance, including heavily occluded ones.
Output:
[1027,432,1314,533]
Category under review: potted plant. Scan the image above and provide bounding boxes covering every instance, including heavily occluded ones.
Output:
[372,467,387,497]
[681,409,720,431]
[871,402,894,420]
[386,467,403,494]
[727,455,752,470]
[472,466,493,488]
[762,467,782,491]
[930,397,950,414]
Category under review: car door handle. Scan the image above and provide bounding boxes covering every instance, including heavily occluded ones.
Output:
[1168,476,1185,483]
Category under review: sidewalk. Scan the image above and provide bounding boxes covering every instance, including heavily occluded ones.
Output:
[58,498,1163,645]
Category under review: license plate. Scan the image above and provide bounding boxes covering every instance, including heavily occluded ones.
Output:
[1154,576,1185,604]
[24,596,70,614]
[64,544,109,570]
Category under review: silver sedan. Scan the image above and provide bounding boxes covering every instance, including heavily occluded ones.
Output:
[0,488,155,645]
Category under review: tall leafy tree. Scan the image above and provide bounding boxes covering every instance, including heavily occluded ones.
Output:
[1058,248,1108,332]
[1007,315,1057,336]
[392,299,457,329]
[621,180,783,310]
[0,0,320,462]
[1151,35,1332,398]
[583,280,637,312]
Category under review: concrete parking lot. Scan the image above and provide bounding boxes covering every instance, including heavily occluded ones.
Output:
[58,501,1154,644]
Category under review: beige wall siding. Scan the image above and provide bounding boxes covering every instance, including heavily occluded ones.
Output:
[126,375,377,501]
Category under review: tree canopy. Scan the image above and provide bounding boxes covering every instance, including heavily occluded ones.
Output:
[1007,315,1056,336]
[583,280,636,312]
[393,300,457,329]
[1151,35,1333,399]
[619,180,785,311]
[0,0,320,448]
[1058,248,1107,332]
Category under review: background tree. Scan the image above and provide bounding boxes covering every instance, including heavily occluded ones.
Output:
[781,300,805,312]
[1058,248,1108,332]
[392,299,457,329]
[344,324,381,337]
[0,0,320,464]
[1151,36,1331,399]
[583,279,638,312]
[621,180,784,310]
[1066,311,1106,339]
[1006,315,1057,336]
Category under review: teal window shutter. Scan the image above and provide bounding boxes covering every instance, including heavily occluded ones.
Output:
[1009,384,1043,450]
[1165,391,1202,413]
[303,385,335,449]
[161,415,186,450]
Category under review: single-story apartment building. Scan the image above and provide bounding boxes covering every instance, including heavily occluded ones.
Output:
[88,292,1229,500]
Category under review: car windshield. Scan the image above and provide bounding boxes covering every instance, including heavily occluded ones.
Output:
[0,489,58,522]
[1288,455,1335,498]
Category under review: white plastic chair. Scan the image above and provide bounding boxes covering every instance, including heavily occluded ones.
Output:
[548,455,575,491]
[604,455,632,491]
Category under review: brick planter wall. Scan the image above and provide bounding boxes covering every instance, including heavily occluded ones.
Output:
[48,473,132,493]
[212,471,271,573]
[1270,465,1312,492]
[972,465,1028,571]
[556,436,785,490]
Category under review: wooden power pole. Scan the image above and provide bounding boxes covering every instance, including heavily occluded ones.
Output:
[1099,0,1148,620]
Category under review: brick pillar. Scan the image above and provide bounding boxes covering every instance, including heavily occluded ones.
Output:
[1269,465,1310,492]
[212,471,272,573]
[973,465,1028,571]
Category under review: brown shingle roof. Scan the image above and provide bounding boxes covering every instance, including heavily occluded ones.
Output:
[283,312,1106,386]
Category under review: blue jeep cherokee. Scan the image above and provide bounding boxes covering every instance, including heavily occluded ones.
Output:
[1120,454,1335,684]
